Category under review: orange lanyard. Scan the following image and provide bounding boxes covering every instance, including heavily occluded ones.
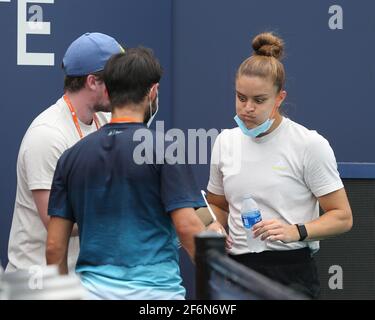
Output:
[110,117,142,124]
[63,95,100,139]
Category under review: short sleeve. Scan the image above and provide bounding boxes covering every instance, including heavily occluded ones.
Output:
[207,133,225,195]
[48,150,75,222]
[303,133,344,198]
[160,162,205,213]
[23,126,67,190]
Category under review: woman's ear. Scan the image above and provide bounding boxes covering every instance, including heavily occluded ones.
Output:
[277,90,287,107]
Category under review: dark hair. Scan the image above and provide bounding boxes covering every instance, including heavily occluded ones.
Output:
[103,47,163,108]
[63,70,104,93]
[237,32,285,92]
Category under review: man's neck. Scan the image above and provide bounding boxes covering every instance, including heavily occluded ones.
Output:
[65,91,95,125]
[111,105,145,123]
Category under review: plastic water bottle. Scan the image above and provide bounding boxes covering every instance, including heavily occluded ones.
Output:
[241,196,265,253]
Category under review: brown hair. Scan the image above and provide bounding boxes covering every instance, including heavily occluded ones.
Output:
[237,32,285,92]
[63,70,104,93]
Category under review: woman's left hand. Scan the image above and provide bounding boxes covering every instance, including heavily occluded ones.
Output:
[252,219,300,243]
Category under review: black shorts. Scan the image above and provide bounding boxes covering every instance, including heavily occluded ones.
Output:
[228,248,320,299]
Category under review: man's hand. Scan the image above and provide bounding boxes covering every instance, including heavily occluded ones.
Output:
[252,219,300,243]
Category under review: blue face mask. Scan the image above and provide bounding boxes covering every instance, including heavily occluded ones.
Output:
[234,115,275,138]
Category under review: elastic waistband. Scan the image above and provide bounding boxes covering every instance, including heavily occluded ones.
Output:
[229,248,312,266]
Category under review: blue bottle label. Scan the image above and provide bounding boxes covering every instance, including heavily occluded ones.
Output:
[241,211,262,229]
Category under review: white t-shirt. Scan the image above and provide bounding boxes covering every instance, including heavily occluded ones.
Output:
[6,97,110,272]
[207,117,343,255]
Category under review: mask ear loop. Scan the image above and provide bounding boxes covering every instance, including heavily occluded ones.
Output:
[149,84,159,104]
[147,85,156,117]
[146,84,159,128]
[269,104,278,120]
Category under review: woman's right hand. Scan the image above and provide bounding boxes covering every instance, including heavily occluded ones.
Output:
[206,221,233,249]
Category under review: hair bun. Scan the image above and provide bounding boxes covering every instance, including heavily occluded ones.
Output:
[252,32,284,60]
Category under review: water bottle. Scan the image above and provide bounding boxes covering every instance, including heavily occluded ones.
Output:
[241,196,266,253]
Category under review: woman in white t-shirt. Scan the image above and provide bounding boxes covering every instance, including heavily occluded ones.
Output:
[206,32,352,299]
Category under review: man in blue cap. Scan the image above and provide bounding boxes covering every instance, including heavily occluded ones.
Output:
[6,32,124,272]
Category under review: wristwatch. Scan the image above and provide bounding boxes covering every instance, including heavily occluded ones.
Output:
[295,224,308,241]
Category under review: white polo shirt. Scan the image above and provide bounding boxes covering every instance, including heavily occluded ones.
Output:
[6,97,109,272]
[208,117,343,255]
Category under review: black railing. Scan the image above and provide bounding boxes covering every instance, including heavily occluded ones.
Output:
[195,231,307,300]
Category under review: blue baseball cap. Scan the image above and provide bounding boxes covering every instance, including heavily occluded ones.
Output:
[62,32,124,76]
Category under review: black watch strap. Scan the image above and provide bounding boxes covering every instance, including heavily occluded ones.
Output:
[295,224,308,241]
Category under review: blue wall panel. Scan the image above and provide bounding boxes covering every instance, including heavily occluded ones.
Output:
[1,0,374,299]
[172,0,375,168]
